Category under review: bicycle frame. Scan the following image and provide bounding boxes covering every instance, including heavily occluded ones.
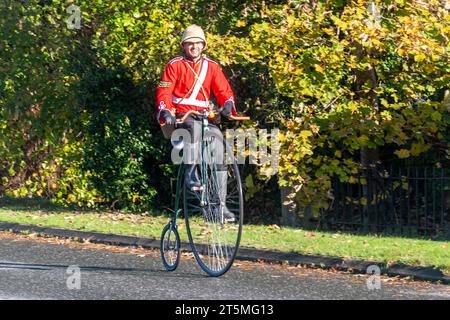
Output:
[171,164,184,226]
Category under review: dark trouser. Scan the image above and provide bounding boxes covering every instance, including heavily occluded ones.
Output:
[176,113,227,171]
[176,113,234,220]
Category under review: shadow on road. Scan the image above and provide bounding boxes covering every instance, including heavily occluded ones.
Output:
[0,261,204,279]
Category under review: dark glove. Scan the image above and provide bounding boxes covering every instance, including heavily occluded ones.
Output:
[220,101,234,118]
[159,109,175,125]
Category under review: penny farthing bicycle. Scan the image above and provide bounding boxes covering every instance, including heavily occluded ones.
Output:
[160,109,249,277]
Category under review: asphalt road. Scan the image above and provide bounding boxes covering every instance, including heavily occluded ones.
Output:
[0,235,449,300]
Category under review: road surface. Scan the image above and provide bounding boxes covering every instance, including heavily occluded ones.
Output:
[0,232,449,300]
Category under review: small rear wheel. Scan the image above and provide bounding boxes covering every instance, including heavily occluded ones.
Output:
[160,222,181,271]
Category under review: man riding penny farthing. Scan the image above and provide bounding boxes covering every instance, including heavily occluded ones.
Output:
[157,25,248,277]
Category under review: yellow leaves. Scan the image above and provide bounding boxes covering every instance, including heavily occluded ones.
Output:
[333,17,348,30]
[380,110,392,121]
[348,176,358,184]
[244,175,262,201]
[348,103,358,114]
[410,142,430,156]
[357,135,369,146]
[414,53,426,62]
[431,54,440,62]
[19,187,27,197]
[370,38,381,47]
[395,149,410,159]
[235,20,247,27]
[398,15,411,25]
[360,197,368,206]
[299,146,313,156]
[322,27,335,36]
[63,145,71,155]
[129,193,141,204]
[315,64,325,73]
[299,130,313,139]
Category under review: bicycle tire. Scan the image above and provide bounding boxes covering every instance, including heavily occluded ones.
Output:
[160,222,181,271]
[183,131,243,277]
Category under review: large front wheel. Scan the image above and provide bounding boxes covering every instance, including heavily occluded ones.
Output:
[183,132,243,277]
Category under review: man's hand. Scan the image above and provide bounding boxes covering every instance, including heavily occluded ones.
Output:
[220,101,234,118]
[159,109,175,125]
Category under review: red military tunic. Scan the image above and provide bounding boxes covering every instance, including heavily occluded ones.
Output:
[156,55,237,118]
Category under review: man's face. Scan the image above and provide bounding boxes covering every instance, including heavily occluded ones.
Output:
[182,40,204,61]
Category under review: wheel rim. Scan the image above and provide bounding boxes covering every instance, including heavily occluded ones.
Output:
[161,223,180,270]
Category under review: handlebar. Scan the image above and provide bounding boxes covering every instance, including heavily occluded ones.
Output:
[160,109,249,139]
[176,109,250,123]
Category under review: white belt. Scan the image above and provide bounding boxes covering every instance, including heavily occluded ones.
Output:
[172,95,209,108]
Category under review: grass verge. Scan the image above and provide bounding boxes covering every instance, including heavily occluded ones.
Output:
[0,204,448,275]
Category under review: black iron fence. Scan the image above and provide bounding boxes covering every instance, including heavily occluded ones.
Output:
[320,165,450,238]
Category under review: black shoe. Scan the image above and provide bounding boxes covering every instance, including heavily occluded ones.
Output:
[222,207,236,222]
[213,205,235,222]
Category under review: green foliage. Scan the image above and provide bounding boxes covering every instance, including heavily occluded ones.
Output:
[0,0,178,210]
[242,0,450,207]
[0,0,448,215]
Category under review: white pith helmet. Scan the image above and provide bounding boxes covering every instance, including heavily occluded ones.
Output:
[181,24,207,49]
